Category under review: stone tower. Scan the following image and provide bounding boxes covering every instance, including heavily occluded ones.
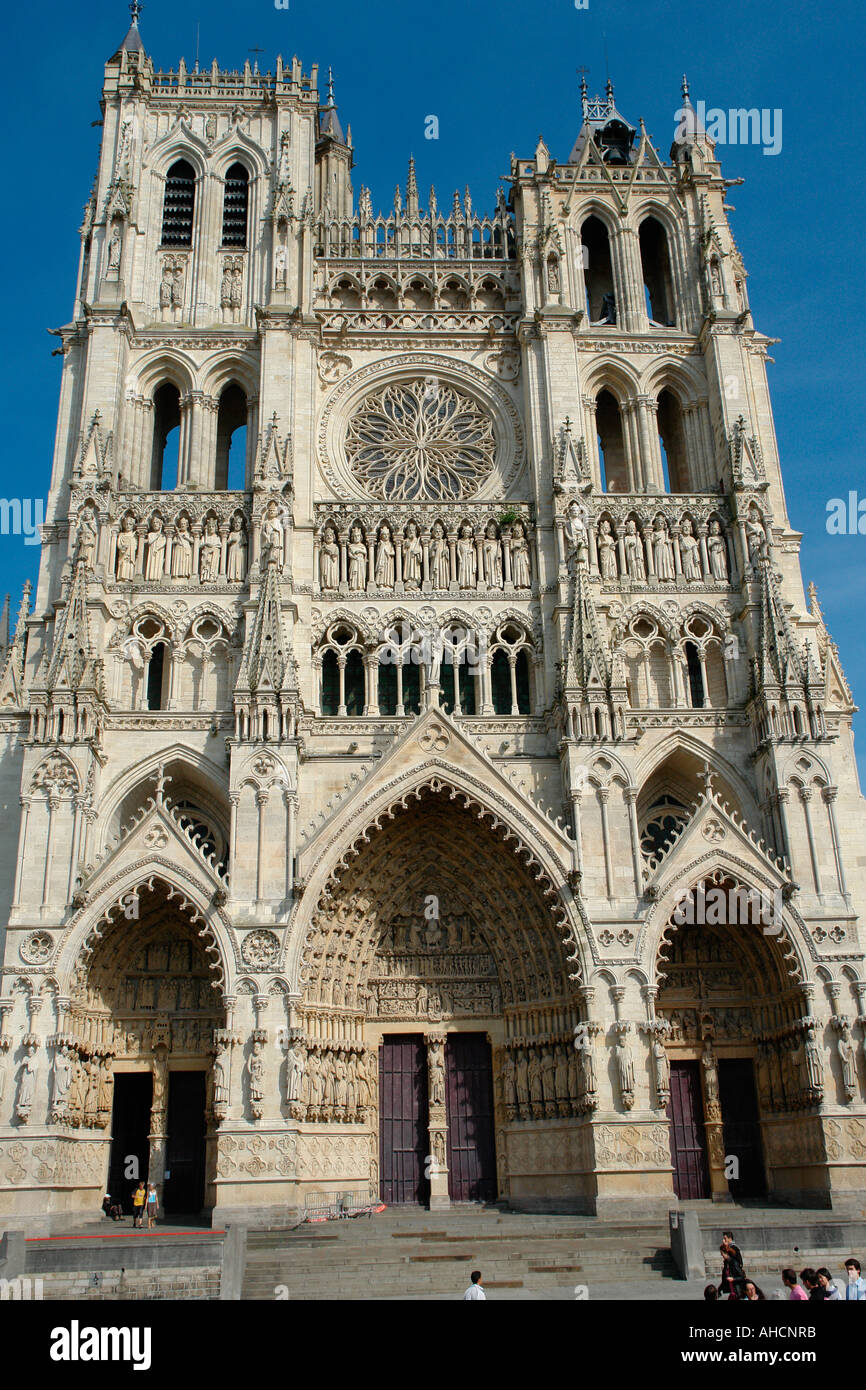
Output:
[0,18,863,1226]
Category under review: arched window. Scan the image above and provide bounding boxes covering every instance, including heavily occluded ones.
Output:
[377,661,398,716]
[639,218,675,326]
[440,651,478,716]
[685,640,705,708]
[596,390,628,493]
[146,642,167,710]
[581,216,615,324]
[215,383,248,490]
[321,650,340,716]
[491,649,512,714]
[657,390,691,492]
[344,650,365,716]
[161,160,196,247]
[151,383,181,490]
[402,657,421,716]
[221,163,249,248]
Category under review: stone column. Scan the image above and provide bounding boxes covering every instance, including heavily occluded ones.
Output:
[699,1035,730,1202]
[148,1044,169,1203]
[425,1032,449,1209]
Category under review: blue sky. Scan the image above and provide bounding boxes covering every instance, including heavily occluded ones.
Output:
[2,0,864,775]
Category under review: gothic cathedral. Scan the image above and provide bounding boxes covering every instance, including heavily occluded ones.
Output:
[1,11,864,1226]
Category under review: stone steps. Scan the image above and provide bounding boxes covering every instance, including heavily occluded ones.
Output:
[240,1211,675,1298]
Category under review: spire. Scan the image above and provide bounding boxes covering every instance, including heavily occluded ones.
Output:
[755,554,808,692]
[45,560,95,693]
[0,595,10,655]
[236,557,291,696]
[112,0,145,58]
[406,155,419,216]
[0,581,31,708]
[681,73,691,104]
[564,548,611,692]
[318,65,346,145]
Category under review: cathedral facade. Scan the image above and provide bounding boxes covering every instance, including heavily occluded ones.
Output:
[0,11,864,1226]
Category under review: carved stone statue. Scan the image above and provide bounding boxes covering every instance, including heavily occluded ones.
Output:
[213,1046,229,1107]
[403,522,423,588]
[680,518,703,582]
[170,515,193,579]
[199,518,221,581]
[837,1021,856,1100]
[615,1030,635,1106]
[707,520,729,580]
[116,514,137,581]
[51,1045,73,1119]
[565,501,587,557]
[456,523,477,589]
[803,1022,824,1093]
[623,519,645,580]
[247,1041,265,1106]
[510,520,531,589]
[347,525,367,591]
[226,515,248,582]
[319,525,339,590]
[374,524,395,588]
[428,1041,445,1107]
[77,508,99,568]
[16,1043,39,1121]
[597,519,617,579]
[144,516,166,581]
[261,501,285,571]
[653,518,676,581]
[286,1042,305,1102]
[482,522,502,588]
[430,521,450,589]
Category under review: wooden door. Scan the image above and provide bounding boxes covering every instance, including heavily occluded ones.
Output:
[719,1058,767,1199]
[445,1034,497,1202]
[107,1073,152,1213]
[667,1060,711,1199]
[379,1036,429,1205]
[164,1071,207,1214]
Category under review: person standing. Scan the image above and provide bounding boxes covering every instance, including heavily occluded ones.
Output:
[800,1268,826,1301]
[463,1270,485,1300]
[132,1181,146,1229]
[817,1268,841,1300]
[843,1258,866,1300]
[145,1183,159,1230]
[782,1268,808,1300]
[720,1232,746,1299]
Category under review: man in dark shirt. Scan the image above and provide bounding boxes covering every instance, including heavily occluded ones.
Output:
[720,1231,746,1298]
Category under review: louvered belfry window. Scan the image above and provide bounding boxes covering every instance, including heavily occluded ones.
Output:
[161,159,196,247]
[222,163,249,247]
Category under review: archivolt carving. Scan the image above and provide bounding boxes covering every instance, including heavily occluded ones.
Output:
[298,788,579,1030]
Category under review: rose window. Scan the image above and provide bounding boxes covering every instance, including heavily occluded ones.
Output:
[344,379,496,501]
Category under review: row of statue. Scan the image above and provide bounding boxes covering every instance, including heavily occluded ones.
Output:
[114,512,250,583]
[500,1040,597,1119]
[318,519,532,592]
[223,1038,378,1122]
[2,1039,113,1127]
[591,514,729,583]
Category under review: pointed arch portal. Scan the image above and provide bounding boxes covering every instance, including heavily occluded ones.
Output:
[298,786,582,1205]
